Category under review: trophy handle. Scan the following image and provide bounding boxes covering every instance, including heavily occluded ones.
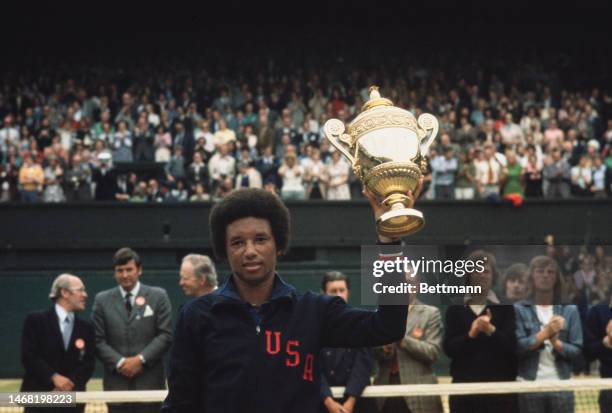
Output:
[323,119,355,164]
[417,113,439,156]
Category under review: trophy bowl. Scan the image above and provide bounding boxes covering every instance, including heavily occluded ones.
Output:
[323,86,439,238]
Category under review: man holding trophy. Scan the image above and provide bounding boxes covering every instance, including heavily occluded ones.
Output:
[162,87,439,413]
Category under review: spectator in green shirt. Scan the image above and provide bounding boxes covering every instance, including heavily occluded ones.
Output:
[503,150,524,196]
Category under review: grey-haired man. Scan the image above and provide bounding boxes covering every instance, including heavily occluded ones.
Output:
[20,274,95,413]
[179,254,219,298]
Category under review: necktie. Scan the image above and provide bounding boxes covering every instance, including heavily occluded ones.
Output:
[125,292,132,314]
[62,316,72,351]
[488,159,494,184]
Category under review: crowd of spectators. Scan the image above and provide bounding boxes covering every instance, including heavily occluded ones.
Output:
[1,50,611,203]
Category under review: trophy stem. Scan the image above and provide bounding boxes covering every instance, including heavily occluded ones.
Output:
[382,193,410,209]
[390,201,405,211]
[377,192,425,237]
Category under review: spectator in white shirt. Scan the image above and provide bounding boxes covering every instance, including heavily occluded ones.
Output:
[278,152,305,200]
[212,119,237,148]
[195,120,216,154]
[208,143,236,191]
[570,155,593,197]
[304,147,327,199]
[0,115,20,158]
[154,126,172,163]
[474,143,505,198]
[500,113,525,148]
[326,150,351,201]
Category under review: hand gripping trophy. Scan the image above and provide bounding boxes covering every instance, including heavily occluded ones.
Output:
[323,86,439,238]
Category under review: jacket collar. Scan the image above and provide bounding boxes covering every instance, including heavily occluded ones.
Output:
[119,282,141,299]
[464,290,500,305]
[212,273,296,306]
[516,298,564,313]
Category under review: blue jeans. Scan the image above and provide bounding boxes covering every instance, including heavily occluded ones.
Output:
[434,184,455,199]
[20,190,40,202]
[518,391,574,413]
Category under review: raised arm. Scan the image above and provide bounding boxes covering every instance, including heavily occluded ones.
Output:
[321,179,424,348]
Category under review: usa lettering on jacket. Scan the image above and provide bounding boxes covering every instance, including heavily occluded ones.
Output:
[264,330,314,381]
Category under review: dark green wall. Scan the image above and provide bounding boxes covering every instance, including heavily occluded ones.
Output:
[4,266,457,378]
[4,265,385,378]
[3,199,610,378]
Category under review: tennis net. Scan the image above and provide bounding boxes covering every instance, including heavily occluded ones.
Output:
[1,378,610,413]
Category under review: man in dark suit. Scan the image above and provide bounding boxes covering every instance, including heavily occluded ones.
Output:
[319,271,376,413]
[584,304,612,413]
[92,152,118,201]
[92,247,172,413]
[20,273,95,413]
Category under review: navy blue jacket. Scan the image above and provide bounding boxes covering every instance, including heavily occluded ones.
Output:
[21,308,96,393]
[320,347,373,401]
[584,304,612,377]
[162,275,407,413]
[443,303,518,382]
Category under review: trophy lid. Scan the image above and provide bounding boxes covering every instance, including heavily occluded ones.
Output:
[362,86,394,111]
[347,85,419,144]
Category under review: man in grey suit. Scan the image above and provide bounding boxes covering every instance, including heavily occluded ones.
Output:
[92,247,172,413]
[374,270,444,413]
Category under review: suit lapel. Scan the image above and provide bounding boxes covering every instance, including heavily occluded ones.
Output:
[113,288,130,323]
[71,317,84,347]
[47,307,66,353]
[129,284,148,322]
[70,318,88,358]
[406,305,424,333]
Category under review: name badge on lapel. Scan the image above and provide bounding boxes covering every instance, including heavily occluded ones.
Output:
[75,338,85,361]
[135,296,147,320]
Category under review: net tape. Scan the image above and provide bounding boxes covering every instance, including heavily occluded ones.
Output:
[64,378,612,402]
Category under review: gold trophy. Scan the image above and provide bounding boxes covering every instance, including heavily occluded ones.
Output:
[323,86,438,237]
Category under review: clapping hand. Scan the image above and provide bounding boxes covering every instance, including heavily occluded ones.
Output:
[544,315,565,338]
[469,309,495,337]
[606,320,612,337]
